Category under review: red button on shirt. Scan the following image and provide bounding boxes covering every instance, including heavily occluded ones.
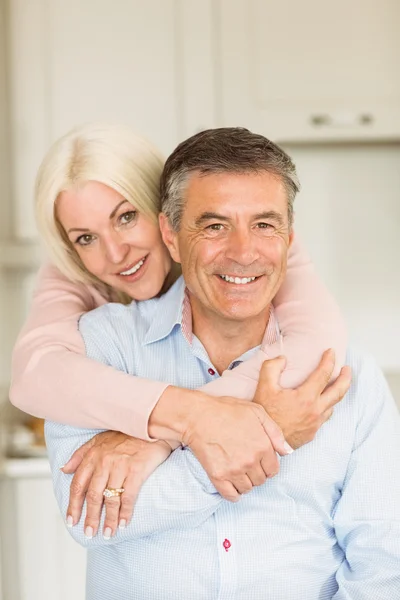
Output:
[208,368,216,376]
[223,539,231,552]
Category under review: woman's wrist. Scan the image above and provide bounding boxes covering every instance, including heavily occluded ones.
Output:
[147,386,208,443]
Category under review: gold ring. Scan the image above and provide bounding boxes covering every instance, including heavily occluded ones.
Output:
[103,487,125,498]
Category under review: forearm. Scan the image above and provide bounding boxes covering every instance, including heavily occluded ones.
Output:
[46,421,222,548]
[271,234,347,387]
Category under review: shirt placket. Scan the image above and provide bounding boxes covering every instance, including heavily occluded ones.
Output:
[215,503,238,600]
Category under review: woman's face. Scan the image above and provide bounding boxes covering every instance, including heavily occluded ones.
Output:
[57,181,172,300]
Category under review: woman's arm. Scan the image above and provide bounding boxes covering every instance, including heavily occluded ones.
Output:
[10,263,170,440]
[45,420,222,548]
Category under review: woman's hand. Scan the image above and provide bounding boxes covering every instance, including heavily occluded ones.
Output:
[61,431,175,539]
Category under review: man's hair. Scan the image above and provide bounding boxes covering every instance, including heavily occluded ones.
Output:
[160,127,300,231]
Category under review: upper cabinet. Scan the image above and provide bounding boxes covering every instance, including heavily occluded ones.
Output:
[217,0,400,142]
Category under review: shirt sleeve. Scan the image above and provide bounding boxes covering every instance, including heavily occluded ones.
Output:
[45,420,222,549]
[199,234,348,399]
[331,355,400,599]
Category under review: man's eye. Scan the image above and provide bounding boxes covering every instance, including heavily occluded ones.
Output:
[119,210,137,225]
[75,234,95,246]
[257,222,274,230]
[207,223,224,231]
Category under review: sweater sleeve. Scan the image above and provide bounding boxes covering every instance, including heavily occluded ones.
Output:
[198,234,347,399]
[9,263,169,441]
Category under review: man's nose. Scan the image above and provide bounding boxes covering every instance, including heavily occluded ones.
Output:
[103,233,130,265]
[224,228,260,266]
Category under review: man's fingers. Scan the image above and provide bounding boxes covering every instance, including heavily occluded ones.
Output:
[212,479,242,502]
[260,453,280,479]
[320,366,352,409]
[62,438,95,474]
[257,356,287,397]
[300,349,336,395]
[231,474,254,495]
[246,465,268,487]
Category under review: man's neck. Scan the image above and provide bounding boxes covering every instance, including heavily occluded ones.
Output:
[190,296,270,374]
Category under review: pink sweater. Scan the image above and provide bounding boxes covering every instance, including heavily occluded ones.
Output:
[10,235,346,440]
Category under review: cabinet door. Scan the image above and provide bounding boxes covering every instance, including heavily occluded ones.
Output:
[0,476,86,600]
[218,0,400,142]
[7,0,181,239]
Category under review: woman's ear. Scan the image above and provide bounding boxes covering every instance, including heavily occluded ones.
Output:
[159,213,181,264]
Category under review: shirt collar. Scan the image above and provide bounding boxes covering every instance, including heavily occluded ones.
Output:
[144,275,279,349]
[143,276,187,345]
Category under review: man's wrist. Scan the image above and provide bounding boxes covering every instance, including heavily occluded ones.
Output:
[147,386,207,442]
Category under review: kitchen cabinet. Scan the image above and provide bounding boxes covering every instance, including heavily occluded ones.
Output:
[217,0,400,142]
[0,459,86,600]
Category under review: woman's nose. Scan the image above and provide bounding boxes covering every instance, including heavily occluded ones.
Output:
[103,234,130,265]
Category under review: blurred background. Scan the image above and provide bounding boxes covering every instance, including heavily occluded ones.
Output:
[0,1,399,598]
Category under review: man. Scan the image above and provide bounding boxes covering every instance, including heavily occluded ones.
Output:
[46,128,400,599]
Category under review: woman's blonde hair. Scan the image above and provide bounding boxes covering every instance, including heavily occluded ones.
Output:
[35,122,165,289]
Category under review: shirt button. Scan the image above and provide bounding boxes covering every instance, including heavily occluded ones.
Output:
[208,368,216,376]
[223,539,231,552]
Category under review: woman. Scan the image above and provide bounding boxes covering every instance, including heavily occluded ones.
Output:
[10,123,347,539]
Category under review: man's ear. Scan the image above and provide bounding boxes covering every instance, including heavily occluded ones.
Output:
[159,213,181,264]
[288,227,294,248]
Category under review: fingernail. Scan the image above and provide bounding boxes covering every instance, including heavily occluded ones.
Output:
[84,526,93,539]
[103,527,112,540]
[283,441,294,454]
[59,465,65,470]
[66,515,74,528]
[119,519,126,530]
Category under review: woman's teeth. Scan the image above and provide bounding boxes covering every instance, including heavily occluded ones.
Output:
[219,275,257,284]
[120,258,145,276]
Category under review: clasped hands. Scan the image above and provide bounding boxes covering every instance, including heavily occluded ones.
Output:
[61,349,351,539]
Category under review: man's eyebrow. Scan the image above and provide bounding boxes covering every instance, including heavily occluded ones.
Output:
[253,211,285,225]
[67,199,130,234]
[194,212,230,226]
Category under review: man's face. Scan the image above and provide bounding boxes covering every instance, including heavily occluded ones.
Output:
[160,171,293,322]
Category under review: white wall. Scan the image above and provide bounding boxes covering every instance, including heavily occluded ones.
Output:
[286,143,400,371]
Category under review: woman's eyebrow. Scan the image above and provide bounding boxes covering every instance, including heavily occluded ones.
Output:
[67,199,130,234]
[109,199,130,219]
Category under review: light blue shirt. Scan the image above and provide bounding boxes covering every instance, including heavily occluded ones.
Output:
[45,276,400,600]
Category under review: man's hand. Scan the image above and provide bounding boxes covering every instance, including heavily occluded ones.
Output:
[61,431,174,538]
[254,349,352,449]
[182,397,291,502]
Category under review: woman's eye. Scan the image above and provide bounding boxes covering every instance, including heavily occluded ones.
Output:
[119,210,137,225]
[76,234,95,246]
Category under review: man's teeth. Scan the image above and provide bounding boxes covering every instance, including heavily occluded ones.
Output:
[120,259,145,276]
[219,275,257,284]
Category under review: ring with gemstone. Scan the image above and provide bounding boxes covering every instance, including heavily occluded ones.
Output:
[103,487,125,498]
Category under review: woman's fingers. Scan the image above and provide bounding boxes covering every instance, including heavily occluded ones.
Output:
[83,467,109,538]
[62,437,96,474]
[66,454,97,527]
[117,471,144,530]
[261,412,293,457]
[101,462,128,538]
